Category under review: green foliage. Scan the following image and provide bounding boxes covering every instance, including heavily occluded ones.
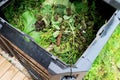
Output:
[21,11,36,33]
[53,31,60,38]
[38,29,55,48]
[41,5,52,16]
[85,24,120,80]
[4,0,97,64]
[29,31,41,43]
[43,0,70,7]
[74,1,88,13]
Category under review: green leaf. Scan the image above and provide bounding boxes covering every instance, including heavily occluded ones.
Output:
[74,1,88,13]
[63,15,70,20]
[71,3,75,12]
[116,59,120,69]
[54,42,71,54]
[53,31,60,38]
[43,0,54,6]
[21,11,36,33]
[52,21,60,30]
[54,0,70,8]
[41,5,52,16]
[29,31,40,43]
[43,0,70,8]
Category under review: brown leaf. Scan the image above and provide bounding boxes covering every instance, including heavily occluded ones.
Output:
[56,32,62,46]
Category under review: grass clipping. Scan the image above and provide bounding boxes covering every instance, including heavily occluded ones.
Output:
[5,0,96,64]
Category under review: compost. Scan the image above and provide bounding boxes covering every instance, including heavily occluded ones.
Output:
[3,0,115,64]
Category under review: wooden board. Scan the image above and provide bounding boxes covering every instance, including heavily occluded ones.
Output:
[0,66,18,80]
[0,55,5,65]
[12,72,25,80]
[0,55,29,80]
[23,77,29,80]
[0,60,12,78]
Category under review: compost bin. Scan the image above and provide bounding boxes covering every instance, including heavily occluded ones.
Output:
[1,0,120,80]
